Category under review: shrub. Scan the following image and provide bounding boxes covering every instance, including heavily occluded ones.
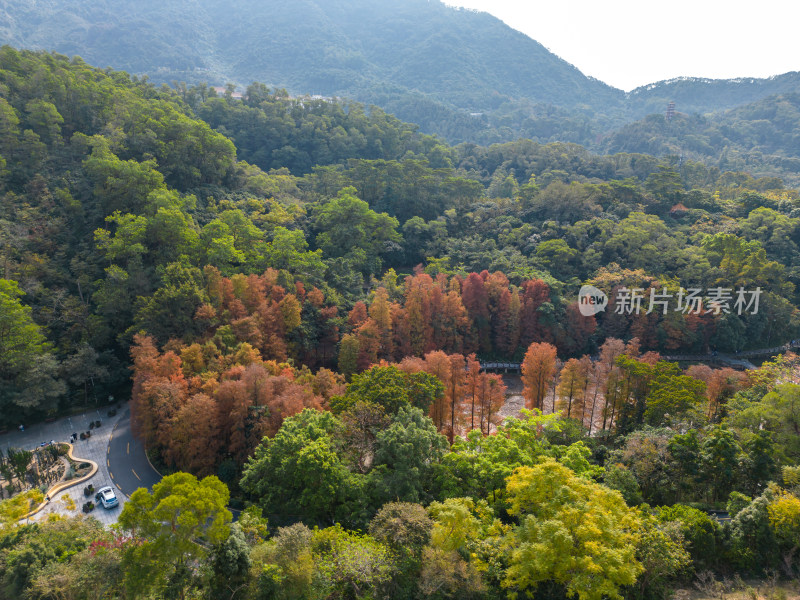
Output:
[657,504,722,569]
[61,494,76,511]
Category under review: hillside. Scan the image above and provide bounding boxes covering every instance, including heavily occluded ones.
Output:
[3,0,800,149]
[0,0,620,121]
[2,47,800,600]
[604,93,800,185]
[1,46,799,426]
[626,72,800,117]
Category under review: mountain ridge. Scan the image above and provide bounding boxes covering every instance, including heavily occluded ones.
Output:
[1,0,799,147]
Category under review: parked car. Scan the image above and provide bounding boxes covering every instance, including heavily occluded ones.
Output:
[95,486,119,509]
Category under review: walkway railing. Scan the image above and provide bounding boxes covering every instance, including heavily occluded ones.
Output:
[481,341,799,372]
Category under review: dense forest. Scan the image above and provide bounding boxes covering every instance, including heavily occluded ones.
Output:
[3,0,800,151]
[603,93,800,186]
[1,48,800,600]
[2,47,798,425]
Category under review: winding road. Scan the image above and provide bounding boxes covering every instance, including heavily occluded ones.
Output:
[107,408,162,497]
[106,408,241,520]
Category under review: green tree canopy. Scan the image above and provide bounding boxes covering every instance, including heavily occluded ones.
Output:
[240,409,363,525]
[503,460,643,600]
[371,406,449,505]
[313,187,401,275]
[117,472,232,599]
[330,364,444,415]
[0,279,64,424]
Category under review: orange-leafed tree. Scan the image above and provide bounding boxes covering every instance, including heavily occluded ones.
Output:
[521,342,558,411]
[434,290,470,355]
[464,353,482,431]
[130,334,188,448]
[348,301,369,329]
[390,304,413,361]
[476,372,506,435]
[445,353,467,443]
[355,318,381,371]
[139,378,187,451]
[166,393,221,475]
[555,357,590,421]
[686,365,748,420]
[397,355,427,374]
[215,376,254,465]
[461,272,491,354]
[264,383,324,438]
[423,350,452,433]
[404,273,435,356]
[519,279,551,348]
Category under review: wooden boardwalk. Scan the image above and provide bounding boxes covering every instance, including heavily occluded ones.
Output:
[481,341,799,372]
[663,341,800,370]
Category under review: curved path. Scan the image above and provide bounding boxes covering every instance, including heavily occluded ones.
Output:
[19,443,99,520]
[107,408,162,497]
[107,409,241,520]
[482,341,800,373]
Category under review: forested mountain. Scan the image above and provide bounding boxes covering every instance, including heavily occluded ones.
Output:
[1,46,798,427]
[2,47,800,600]
[0,0,621,132]
[605,93,800,186]
[3,0,800,149]
[626,72,800,117]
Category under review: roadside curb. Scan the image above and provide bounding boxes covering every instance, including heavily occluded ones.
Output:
[18,443,98,521]
[142,443,164,482]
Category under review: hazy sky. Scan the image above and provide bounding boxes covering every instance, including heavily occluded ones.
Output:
[447,0,800,91]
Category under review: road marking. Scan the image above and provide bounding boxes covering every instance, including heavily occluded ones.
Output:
[132,469,141,481]
[107,446,110,454]
[110,470,114,479]
[107,458,110,467]
[115,482,121,491]
[126,442,129,455]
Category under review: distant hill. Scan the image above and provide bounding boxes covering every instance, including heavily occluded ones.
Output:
[1,0,800,150]
[604,93,800,185]
[625,73,800,117]
[0,0,620,120]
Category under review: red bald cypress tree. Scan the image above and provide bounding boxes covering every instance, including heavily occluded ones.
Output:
[521,342,558,411]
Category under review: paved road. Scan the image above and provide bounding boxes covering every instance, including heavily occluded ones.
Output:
[3,406,128,526]
[108,410,241,520]
[108,408,162,497]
